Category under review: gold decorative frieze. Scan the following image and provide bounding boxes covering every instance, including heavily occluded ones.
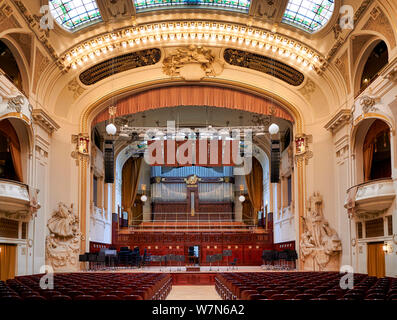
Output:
[163,45,223,81]
[61,21,324,74]
[224,48,304,86]
[79,49,161,85]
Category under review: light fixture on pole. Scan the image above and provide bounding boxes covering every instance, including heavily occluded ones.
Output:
[268,123,280,135]
[238,185,245,202]
[141,184,148,202]
[106,106,117,135]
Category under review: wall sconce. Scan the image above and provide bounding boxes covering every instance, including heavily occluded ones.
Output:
[248,246,252,249]
[214,246,217,249]
[169,246,172,249]
[155,246,158,249]
[176,246,179,249]
[207,246,210,249]
[382,243,393,254]
[235,246,238,249]
[148,246,151,249]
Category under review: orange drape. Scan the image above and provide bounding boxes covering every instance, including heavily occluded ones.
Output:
[363,143,374,182]
[363,120,390,182]
[0,119,23,182]
[367,243,386,278]
[0,244,17,281]
[93,86,294,126]
[121,157,143,226]
[242,197,253,225]
[245,157,263,224]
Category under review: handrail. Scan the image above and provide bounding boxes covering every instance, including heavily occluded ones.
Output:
[346,177,393,193]
[0,178,28,188]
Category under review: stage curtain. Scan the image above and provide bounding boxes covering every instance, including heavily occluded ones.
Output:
[0,244,17,281]
[93,86,295,126]
[244,157,263,224]
[0,120,23,182]
[367,243,385,278]
[242,198,253,225]
[121,157,142,226]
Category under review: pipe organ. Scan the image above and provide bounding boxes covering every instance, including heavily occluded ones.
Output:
[150,166,235,220]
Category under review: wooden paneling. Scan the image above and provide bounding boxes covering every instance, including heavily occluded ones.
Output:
[113,230,272,266]
[171,273,217,285]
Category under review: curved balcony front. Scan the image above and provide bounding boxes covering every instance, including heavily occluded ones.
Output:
[0,179,34,221]
[345,178,395,216]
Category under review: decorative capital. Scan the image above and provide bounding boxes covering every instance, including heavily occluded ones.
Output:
[324,109,351,133]
[32,109,60,134]
[71,134,90,165]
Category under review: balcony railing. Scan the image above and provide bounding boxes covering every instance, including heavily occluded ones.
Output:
[0,178,32,221]
[345,178,395,216]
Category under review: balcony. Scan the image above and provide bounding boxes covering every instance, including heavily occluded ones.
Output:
[0,71,32,124]
[345,178,395,216]
[0,179,36,221]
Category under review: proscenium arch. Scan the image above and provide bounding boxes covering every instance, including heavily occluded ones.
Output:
[77,80,305,255]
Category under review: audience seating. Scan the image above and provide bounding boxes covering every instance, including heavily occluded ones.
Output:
[215,272,397,301]
[0,273,172,301]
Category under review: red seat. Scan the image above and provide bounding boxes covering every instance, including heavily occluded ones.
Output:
[248,294,267,300]
[123,295,143,300]
[97,295,121,301]
[74,295,95,300]
[51,295,72,301]
[271,294,290,301]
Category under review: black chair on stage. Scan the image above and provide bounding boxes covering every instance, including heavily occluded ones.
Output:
[262,250,273,268]
[215,254,223,271]
[79,253,88,271]
[118,247,133,268]
[286,249,298,269]
[96,252,106,270]
[230,258,238,270]
[88,253,97,271]
[278,250,289,269]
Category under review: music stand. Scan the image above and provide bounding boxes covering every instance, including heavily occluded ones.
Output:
[206,255,213,271]
[223,250,232,270]
[216,254,223,271]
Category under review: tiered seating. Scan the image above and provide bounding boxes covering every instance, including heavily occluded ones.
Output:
[122,221,254,232]
[0,273,172,301]
[215,272,397,301]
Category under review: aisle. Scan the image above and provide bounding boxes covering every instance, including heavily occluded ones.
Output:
[166,286,221,300]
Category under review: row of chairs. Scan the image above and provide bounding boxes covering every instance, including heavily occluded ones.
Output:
[262,250,298,270]
[0,273,172,301]
[215,272,397,301]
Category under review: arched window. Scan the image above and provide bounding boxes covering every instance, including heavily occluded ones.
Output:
[0,40,23,92]
[49,0,102,31]
[282,0,335,33]
[360,41,388,92]
[0,120,23,182]
[363,120,391,182]
[133,0,251,13]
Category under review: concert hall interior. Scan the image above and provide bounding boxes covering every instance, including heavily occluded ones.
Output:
[0,0,397,303]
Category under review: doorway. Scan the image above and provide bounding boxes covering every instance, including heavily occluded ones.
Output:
[188,245,200,266]
[0,244,17,281]
[367,242,386,278]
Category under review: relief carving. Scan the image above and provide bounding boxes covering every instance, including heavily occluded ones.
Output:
[68,78,86,100]
[7,95,24,113]
[46,203,81,271]
[163,45,223,81]
[300,193,342,270]
[360,95,379,114]
[298,79,316,100]
[250,0,277,20]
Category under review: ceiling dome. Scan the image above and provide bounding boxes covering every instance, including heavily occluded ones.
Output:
[282,0,335,33]
[49,0,102,31]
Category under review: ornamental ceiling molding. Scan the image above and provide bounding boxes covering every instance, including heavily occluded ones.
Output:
[11,0,59,66]
[163,45,223,81]
[326,0,373,62]
[58,21,326,75]
[79,48,161,85]
[224,48,304,86]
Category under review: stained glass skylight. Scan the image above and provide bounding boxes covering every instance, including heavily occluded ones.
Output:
[282,0,335,33]
[49,0,102,31]
[133,0,251,13]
